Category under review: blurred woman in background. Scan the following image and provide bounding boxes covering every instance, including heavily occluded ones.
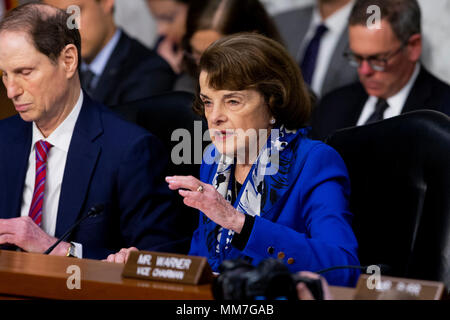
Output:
[146,0,193,74]
[175,0,283,92]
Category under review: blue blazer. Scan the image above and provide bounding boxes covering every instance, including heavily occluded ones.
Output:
[189,135,360,287]
[0,94,191,259]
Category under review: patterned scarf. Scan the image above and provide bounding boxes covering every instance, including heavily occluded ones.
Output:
[202,125,307,269]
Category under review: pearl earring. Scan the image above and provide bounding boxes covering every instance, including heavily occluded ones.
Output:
[270,118,276,125]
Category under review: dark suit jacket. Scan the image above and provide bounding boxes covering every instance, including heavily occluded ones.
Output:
[83,30,176,107]
[312,67,450,140]
[274,5,358,97]
[0,93,191,259]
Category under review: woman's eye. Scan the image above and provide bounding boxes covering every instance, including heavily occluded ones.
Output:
[227,100,240,106]
[202,100,212,107]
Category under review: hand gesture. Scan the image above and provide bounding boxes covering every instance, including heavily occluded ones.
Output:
[166,176,245,233]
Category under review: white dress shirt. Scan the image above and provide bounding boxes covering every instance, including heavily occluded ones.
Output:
[20,90,84,257]
[81,29,121,89]
[357,63,421,125]
[300,1,354,97]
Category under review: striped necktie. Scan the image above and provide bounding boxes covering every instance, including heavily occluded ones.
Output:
[28,140,53,227]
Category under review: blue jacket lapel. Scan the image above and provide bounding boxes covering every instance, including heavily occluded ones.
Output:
[260,143,299,219]
[2,117,32,219]
[55,94,103,237]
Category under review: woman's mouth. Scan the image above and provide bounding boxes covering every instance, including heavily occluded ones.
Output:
[213,129,235,141]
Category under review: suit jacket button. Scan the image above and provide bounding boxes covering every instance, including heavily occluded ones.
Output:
[287,258,295,265]
[267,246,274,255]
[277,252,285,259]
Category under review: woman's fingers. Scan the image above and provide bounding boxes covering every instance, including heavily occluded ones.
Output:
[167,175,212,211]
[104,247,138,264]
[166,176,240,231]
[179,188,208,211]
[166,175,204,192]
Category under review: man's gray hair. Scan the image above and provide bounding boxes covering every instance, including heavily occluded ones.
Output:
[349,0,421,44]
[0,2,82,68]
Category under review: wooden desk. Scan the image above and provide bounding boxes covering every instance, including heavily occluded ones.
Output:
[0,250,212,300]
[0,250,354,300]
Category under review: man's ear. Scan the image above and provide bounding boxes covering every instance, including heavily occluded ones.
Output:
[407,33,422,62]
[100,0,115,15]
[60,44,79,79]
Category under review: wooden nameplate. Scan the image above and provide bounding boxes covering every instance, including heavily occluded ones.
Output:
[122,251,213,285]
[354,274,445,300]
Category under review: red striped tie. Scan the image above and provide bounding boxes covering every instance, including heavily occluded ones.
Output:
[28,140,53,227]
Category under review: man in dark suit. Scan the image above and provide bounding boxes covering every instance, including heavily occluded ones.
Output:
[312,0,450,140]
[274,0,358,98]
[0,3,190,259]
[44,0,176,107]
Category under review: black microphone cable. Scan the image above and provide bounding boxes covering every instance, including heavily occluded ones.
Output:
[43,203,105,255]
[316,264,391,275]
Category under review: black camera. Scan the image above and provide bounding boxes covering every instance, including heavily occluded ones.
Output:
[212,258,324,300]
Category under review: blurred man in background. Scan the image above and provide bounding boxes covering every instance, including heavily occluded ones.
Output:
[43,0,175,107]
[312,0,450,140]
[275,0,358,98]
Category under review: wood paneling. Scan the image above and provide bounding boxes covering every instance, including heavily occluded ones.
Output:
[0,85,16,120]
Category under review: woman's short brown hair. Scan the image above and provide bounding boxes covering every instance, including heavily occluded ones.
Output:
[193,33,312,130]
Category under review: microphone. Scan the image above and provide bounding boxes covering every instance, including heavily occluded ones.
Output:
[43,204,104,255]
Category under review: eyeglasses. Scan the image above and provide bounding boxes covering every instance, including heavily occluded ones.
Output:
[343,44,405,72]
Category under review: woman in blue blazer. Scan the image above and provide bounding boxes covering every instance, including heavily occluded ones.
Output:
[111,33,360,287]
